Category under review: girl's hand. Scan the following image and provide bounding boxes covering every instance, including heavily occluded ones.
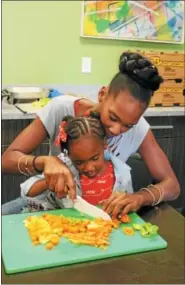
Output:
[102,191,144,218]
[40,156,76,200]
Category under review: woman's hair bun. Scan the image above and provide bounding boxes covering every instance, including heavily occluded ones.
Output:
[119,52,163,91]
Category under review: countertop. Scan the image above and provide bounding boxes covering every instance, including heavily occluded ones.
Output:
[2,203,184,284]
[1,103,185,120]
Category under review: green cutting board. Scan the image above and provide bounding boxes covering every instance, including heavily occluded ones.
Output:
[2,209,167,274]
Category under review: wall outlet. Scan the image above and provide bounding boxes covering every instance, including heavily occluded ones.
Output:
[82,57,92,73]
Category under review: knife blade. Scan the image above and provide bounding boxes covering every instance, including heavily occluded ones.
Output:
[73,195,111,221]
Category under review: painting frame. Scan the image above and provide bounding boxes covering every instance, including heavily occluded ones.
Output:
[80,1,184,44]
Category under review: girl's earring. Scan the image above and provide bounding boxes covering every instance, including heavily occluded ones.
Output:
[64,149,68,157]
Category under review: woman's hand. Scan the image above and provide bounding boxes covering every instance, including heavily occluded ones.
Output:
[102,191,144,218]
[37,156,76,200]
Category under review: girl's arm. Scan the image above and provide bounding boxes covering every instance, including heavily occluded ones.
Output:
[20,174,48,198]
[27,179,48,197]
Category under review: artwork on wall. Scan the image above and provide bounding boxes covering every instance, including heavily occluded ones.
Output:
[81,0,184,44]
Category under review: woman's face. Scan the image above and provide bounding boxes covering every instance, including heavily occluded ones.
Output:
[98,87,147,136]
[68,135,106,178]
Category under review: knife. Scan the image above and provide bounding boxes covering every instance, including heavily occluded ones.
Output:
[73,195,111,221]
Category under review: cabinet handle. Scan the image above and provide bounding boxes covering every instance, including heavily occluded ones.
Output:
[151,125,174,130]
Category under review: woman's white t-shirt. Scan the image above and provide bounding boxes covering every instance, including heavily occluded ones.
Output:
[37,95,150,163]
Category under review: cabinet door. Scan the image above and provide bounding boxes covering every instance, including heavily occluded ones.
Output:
[170,136,185,209]
[155,137,173,163]
[146,117,174,163]
[146,116,185,210]
[171,117,185,209]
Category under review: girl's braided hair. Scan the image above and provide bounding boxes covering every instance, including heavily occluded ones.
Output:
[60,115,105,152]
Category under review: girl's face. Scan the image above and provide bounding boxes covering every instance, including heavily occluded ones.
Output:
[98,87,147,137]
[68,135,106,178]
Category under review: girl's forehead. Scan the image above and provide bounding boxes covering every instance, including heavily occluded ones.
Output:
[70,134,103,145]
[69,136,104,159]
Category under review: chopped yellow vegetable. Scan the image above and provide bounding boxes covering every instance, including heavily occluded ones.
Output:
[24,214,118,250]
[123,227,135,236]
[45,242,54,250]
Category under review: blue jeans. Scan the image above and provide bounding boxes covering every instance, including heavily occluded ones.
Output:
[1,197,28,215]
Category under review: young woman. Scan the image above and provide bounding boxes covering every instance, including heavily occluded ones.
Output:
[2,52,180,216]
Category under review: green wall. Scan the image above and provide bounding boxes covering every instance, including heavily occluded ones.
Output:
[2,1,184,85]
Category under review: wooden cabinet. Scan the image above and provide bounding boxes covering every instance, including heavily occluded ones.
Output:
[146,116,185,210]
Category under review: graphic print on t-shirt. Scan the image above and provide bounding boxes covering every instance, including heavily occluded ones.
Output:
[80,161,115,205]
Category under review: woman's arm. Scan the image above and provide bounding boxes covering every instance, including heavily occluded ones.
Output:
[2,117,47,173]
[2,117,76,199]
[138,129,180,201]
[103,129,180,217]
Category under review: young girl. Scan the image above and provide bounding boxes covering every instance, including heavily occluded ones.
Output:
[2,116,133,214]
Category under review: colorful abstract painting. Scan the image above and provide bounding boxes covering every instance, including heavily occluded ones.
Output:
[81,0,184,43]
